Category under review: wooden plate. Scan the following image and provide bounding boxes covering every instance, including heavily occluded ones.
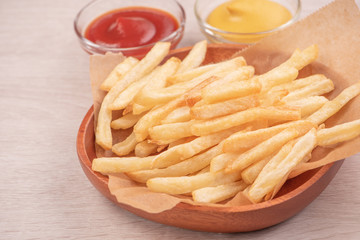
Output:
[76,44,343,233]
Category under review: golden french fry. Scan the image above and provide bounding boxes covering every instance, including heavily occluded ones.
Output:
[241,154,274,185]
[100,57,139,91]
[195,166,210,175]
[167,136,196,148]
[95,42,170,150]
[167,64,217,84]
[109,70,157,110]
[131,103,149,115]
[225,128,300,173]
[258,66,298,92]
[269,74,327,94]
[132,56,181,100]
[285,96,329,118]
[161,106,191,124]
[147,170,242,195]
[202,66,255,89]
[281,44,319,70]
[127,143,223,183]
[191,95,259,119]
[134,141,158,157]
[210,152,243,173]
[191,106,301,136]
[202,78,261,104]
[282,77,334,102]
[317,119,360,146]
[176,40,207,73]
[257,44,318,93]
[307,82,360,125]
[192,181,248,203]
[222,120,315,152]
[112,132,138,156]
[95,95,115,150]
[111,112,145,130]
[151,127,242,169]
[149,121,194,144]
[259,89,288,107]
[111,57,181,110]
[247,128,317,203]
[92,156,155,174]
[106,42,171,105]
[133,76,218,142]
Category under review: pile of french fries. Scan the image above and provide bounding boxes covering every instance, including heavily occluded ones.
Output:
[92,40,360,204]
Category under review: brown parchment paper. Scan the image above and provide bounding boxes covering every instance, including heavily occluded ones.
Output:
[89,0,360,213]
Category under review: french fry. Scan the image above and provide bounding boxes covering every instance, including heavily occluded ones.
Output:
[112,132,138,156]
[191,95,259,119]
[96,95,116,149]
[167,137,196,148]
[202,78,261,103]
[109,69,158,110]
[281,44,319,70]
[257,44,318,93]
[259,66,298,92]
[127,143,223,183]
[307,82,360,125]
[317,119,360,146]
[282,77,334,102]
[285,96,329,118]
[196,166,210,175]
[111,112,145,130]
[247,128,317,203]
[192,181,248,203]
[191,106,301,136]
[176,40,207,73]
[151,127,243,169]
[166,64,217,85]
[149,121,194,144]
[241,154,274,185]
[96,42,170,150]
[131,103,149,115]
[225,128,300,173]
[161,106,191,124]
[147,170,242,195]
[133,76,218,142]
[92,156,155,174]
[259,89,288,107]
[202,66,255,89]
[210,152,243,173]
[111,57,181,110]
[268,74,327,94]
[100,57,139,91]
[134,141,158,157]
[222,120,315,152]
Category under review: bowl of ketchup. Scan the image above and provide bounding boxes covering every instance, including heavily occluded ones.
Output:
[74,0,185,57]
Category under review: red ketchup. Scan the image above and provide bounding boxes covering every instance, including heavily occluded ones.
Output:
[84,7,179,50]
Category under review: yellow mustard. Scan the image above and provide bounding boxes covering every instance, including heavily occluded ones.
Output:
[206,0,292,43]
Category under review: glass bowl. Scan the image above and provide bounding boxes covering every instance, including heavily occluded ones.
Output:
[194,0,301,44]
[74,0,185,57]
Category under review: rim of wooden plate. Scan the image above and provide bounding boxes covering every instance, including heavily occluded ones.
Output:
[76,44,343,232]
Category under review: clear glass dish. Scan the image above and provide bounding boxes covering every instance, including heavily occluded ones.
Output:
[74,0,185,56]
[194,0,301,44]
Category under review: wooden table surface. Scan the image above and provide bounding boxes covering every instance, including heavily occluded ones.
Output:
[1,0,359,239]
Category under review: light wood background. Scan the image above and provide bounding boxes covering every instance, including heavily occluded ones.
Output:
[1,0,359,239]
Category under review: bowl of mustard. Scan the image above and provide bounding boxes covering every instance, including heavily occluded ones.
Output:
[194,0,301,44]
